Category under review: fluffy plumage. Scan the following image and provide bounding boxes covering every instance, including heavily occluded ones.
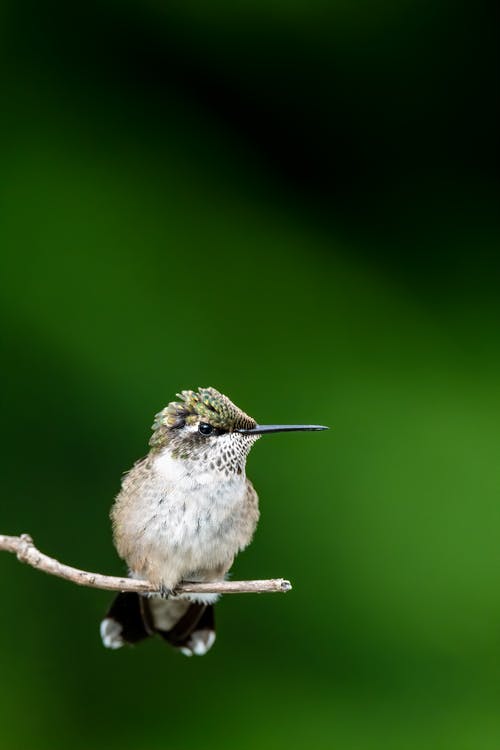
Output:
[102,387,260,656]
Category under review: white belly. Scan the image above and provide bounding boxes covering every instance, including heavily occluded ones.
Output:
[122,450,253,590]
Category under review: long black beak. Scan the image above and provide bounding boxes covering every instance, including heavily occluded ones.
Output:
[236,424,329,435]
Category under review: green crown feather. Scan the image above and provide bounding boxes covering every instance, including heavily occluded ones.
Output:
[150,387,256,449]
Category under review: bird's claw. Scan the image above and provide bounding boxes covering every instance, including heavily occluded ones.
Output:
[158,583,175,599]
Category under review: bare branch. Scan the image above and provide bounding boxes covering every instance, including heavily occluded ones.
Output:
[0,533,292,595]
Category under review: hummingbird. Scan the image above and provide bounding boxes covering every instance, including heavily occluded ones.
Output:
[100,387,327,656]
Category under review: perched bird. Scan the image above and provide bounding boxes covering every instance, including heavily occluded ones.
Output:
[101,387,327,656]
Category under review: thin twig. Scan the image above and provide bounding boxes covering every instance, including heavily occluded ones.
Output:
[0,533,292,595]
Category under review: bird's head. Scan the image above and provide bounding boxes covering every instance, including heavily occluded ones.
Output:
[149,386,327,474]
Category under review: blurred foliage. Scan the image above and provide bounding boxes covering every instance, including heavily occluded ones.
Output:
[1,1,499,749]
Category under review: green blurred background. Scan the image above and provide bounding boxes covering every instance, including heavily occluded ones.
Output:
[1,1,499,748]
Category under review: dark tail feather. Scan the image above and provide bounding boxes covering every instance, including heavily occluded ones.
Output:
[157,603,216,656]
[100,592,153,648]
[100,593,216,656]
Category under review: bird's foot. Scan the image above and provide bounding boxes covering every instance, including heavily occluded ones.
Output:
[158,583,175,599]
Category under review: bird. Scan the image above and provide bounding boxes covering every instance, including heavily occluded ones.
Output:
[100,386,327,656]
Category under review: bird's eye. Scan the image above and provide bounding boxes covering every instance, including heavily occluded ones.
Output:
[198,422,214,436]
